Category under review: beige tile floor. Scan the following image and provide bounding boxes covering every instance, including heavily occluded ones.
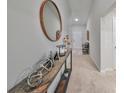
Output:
[66,49,116,93]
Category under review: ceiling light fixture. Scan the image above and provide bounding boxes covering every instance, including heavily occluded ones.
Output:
[75,18,79,22]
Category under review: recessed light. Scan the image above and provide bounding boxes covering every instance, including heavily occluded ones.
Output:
[75,18,79,22]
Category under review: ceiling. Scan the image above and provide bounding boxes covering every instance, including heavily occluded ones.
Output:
[67,0,93,26]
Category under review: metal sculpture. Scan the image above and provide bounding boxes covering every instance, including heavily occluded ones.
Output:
[27,58,54,88]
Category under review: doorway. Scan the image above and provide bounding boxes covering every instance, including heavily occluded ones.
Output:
[72,31,83,50]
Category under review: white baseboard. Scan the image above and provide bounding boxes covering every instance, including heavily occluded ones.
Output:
[89,54,100,72]
[100,67,116,72]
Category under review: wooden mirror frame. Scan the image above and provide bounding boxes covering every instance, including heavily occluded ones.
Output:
[40,0,62,42]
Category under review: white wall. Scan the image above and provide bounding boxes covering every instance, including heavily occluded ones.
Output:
[86,0,115,71]
[100,8,116,71]
[8,0,70,90]
[87,16,100,70]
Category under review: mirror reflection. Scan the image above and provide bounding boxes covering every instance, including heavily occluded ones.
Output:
[40,0,62,41]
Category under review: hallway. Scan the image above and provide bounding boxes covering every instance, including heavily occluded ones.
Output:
[7,0,116,92]
[66,50,116,93]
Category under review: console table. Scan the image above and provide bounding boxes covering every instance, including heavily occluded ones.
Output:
[8,49,72,93]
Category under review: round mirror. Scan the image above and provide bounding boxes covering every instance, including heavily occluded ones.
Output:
[40,0,62,41]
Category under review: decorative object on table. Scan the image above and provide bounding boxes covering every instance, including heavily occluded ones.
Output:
[56,45,66,57]
[56,30,61,40]
[54,51,59,60]
[27,58,54,88]
[63,35,71,49]
[49,51,55,65]
[64,70,69,78]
